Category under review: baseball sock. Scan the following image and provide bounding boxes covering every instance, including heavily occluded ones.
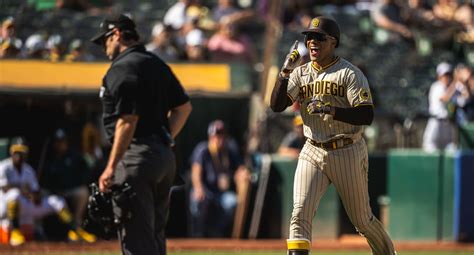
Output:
[6,200,20,229]
[58,207,77,230]
[287,238,310,255]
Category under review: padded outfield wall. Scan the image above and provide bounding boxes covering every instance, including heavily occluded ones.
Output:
[388,150,474,241]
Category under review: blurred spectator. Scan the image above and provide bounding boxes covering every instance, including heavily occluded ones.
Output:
[46,34,66,62]
[24,33,47,59]
[145,22,179,62]
[453,0,474,43]
[207,20,256,64]
[64,39,95,62]
[41,129,91,228]
[283,0,315,32]
[177,13,203,55]
[212,0,239,23]
[460,75,474,122]
[403,0,457,47]
[185,28,208,61]
[285,9,314,32]
[404,0,437,27]
[422,62,456,152]
[56,0,114,14]
[164,0,195,30]
[451,64,473,125]
[186,2,216,31]
[454,0,473,31]
[278,115,305,159]
[431,0,467,41]
[189,120,249,237]
[56,0,91,11]
[212,0,254,25]
[0,17,22,59]
[0,137,95,246]
[371,0,413,43]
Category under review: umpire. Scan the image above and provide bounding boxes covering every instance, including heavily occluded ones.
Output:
[90,14,192,254]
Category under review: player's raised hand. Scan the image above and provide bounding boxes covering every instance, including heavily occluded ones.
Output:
[307,98,331,115]
[281,40,301,74]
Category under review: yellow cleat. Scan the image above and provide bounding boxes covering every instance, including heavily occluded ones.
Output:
[76,227,96,243]
[68,229,80,242]
[9,229,25,246]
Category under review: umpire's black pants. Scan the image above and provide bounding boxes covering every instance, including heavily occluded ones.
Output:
[114,139,175,255]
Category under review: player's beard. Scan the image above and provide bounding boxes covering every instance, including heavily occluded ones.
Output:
[108,44,121,60]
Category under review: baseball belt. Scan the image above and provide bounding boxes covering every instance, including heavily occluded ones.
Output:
[307,137,353,150]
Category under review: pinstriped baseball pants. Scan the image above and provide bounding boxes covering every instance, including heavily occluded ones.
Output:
[289,138,395,255]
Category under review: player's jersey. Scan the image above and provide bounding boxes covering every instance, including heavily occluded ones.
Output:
[287,57,373,142]
[428,80,449,119]
[0,159,39,192]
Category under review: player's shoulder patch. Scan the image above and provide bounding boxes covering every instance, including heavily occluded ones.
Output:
[359,88,371,101]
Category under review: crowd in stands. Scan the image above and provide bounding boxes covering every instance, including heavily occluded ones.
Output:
[0,0,259,64]
[369,0,474,49]
[0,0,472,60]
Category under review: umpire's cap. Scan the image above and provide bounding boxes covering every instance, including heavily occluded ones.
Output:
[302,16,340,47]
[90,14,137,45]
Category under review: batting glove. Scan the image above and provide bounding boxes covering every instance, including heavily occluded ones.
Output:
[281,40,301,74]
[307,98,331,115]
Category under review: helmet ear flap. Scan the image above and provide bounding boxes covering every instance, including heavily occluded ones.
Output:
[304,34,308,48]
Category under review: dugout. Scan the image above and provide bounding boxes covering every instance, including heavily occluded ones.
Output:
[0,60,256,239]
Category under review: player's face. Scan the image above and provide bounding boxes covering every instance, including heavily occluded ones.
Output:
[306,32,337,65]
[103,29,121,60]
[210,133,226,149]
[11,152,26,166]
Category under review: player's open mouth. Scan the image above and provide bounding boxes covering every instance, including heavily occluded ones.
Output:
[309,46,319,57]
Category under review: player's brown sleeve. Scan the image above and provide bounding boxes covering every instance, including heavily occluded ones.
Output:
[270,76,292,112]
[333,105,374,125]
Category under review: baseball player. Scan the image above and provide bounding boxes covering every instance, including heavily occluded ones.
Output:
[422,62,455,152]
[270,16,396,255]
[0,137,96,246]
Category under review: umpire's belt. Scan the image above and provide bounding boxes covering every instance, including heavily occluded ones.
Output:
[307,138,353,150]
[131,134,162,144]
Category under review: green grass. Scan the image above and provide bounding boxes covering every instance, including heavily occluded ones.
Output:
[26,252,474,255]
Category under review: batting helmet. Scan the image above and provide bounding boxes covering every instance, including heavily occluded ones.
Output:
[302,16,340,48]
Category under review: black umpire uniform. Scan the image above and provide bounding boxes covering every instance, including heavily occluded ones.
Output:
[91,14,191,254]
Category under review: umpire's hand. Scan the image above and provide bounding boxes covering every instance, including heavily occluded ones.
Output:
[99,166,115,193]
